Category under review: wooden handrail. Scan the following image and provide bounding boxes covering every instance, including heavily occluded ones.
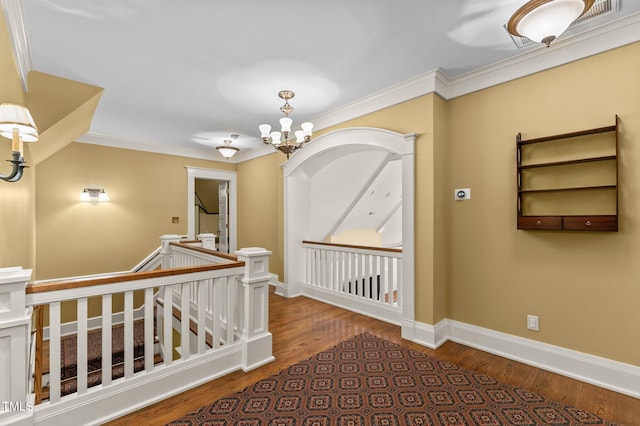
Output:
[170,241,239,261]
[302,240,402,253]
[26,262,244,294]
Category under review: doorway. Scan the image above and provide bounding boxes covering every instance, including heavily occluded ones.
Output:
[187,167,237,253]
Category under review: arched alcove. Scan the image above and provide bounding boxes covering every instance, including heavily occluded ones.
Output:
[282,127,416,331]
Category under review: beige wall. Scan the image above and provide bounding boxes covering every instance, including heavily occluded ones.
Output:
[445,42,640,366]
[310,42,640,366]
[34,143,234,279]
[236,152,284,279]
[0,12,34,270]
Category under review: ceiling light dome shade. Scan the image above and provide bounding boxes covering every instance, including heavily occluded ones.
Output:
[508,0,594,47]
[216,137,240,159]
[216,146,239,158]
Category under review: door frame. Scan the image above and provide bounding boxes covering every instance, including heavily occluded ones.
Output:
[186,167,237,253]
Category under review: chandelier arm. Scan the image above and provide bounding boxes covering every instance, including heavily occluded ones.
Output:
[0,151,26,182]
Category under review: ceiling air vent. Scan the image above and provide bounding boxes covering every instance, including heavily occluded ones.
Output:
[505,0,619,48]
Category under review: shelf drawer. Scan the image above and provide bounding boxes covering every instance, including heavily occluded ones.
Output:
[518,216,562,230]
[563,216,618,231]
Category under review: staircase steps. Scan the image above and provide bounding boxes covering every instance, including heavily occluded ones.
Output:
[40,319,161,399]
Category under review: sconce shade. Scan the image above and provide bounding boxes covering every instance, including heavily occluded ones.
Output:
[80,188,109,202]
[0,103,39,142]
[508,0,594,46]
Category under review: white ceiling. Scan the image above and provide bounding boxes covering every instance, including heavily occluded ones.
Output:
[6,0,640,162]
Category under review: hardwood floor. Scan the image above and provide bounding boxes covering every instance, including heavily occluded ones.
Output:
[106,288,640,425]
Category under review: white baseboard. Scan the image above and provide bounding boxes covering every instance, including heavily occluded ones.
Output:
[408,318,640,399]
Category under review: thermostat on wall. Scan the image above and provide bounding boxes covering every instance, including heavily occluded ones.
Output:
[454,188,471,200]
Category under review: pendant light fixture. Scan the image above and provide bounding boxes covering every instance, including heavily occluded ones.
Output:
[507,0,595,47]
[259,90,313,159]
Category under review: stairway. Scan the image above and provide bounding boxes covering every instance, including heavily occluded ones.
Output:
[41,319,161,399]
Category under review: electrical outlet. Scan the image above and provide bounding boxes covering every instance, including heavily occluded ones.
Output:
[527,314,539,331]
[172,216,179,224]
[454,188,471,200]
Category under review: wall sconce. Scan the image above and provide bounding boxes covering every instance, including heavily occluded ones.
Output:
[0,103,39,182]
[80,188,110,202]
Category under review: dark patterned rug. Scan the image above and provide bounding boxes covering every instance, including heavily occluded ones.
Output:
[167,333,621,426]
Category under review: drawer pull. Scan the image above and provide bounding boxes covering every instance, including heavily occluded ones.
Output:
[586,220,592,226]
[536,220,542,226]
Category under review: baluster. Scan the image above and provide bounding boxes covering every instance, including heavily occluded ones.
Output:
[49,301,61,403]
[144,288,154,372]
[197,280,207,354]
[124,291,134,378]
[396,258,403,306]
[380,256,393,305]
[226,276,235,344]
[77,298,88,394]
[163,286,173,366]
[33,305,44,404]
[102,294,112,385]
[304,248,312,284]
[181,282,191,360]
[364,255,371,300]
[212,278,221,350]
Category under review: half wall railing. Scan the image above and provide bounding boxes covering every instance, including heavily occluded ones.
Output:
[301,240,402,324]
[0,235,273,426]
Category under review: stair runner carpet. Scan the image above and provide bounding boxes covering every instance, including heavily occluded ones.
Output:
[56,320,150,397]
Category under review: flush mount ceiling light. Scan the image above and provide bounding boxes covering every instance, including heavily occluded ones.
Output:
[0,103,39,182]
[259,90,313,159]
[216,134,240,159]
[508,0,595,47]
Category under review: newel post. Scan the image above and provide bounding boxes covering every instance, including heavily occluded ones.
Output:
[197,233,216,250]
[159,234,183,269]
[0,267,34,425]
[235,247,275,371]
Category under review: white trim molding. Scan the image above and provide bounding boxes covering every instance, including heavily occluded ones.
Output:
[186,167,237,253]
[408,318,640,399]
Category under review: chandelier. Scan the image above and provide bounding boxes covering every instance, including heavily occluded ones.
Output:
[259,90,313,159]
[507,0,594,47]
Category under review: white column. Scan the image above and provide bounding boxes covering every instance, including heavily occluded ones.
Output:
[0,267,34,425]
[235,248,275,371]
[196,233,216,250]
[159,234,183,269]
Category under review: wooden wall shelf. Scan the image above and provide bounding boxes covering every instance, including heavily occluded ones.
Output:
[516,116,619,232]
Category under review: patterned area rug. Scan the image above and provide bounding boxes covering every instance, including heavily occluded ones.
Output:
[167,333,621,425]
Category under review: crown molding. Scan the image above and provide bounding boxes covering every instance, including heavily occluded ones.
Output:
[311,11,640,132]
[76,132,227,162]
[1,0,32,92]
[444,10,640,99]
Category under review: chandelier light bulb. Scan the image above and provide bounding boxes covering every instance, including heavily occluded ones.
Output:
[270,131,282,145]
[259,124,271,138]
[301,122,313,135]
[295,130,305,142]
[279,117,293,133]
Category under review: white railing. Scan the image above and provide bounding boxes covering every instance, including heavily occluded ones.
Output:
[301,241,402,324]
[0,236,273,426]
